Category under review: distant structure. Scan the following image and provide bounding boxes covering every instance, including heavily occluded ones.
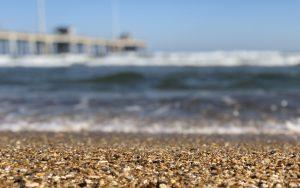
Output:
[0,0,146,57]
[37,0,46,34]
[111,0,120,39]
[0,26,146,57]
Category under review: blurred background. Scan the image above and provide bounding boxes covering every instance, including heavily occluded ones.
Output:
[1,0,300,51]
[0,0,299,134]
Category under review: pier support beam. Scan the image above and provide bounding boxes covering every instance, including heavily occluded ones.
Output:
[0,40,9,55]
[8,34,17,57]
[45,40,53,55]
[29,40,36,55]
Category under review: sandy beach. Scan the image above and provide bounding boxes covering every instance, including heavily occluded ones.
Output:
[0,133,299,187]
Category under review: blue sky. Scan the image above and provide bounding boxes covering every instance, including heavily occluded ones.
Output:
[0,0,300,51]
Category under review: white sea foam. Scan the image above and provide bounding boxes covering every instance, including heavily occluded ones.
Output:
[0,118,299,135]
[1,51,300,67]
[99,51,300,67]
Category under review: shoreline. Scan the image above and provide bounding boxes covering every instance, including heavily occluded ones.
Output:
[0,132,299,187]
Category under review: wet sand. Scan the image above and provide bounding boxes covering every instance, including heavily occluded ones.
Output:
[0,133,299,187]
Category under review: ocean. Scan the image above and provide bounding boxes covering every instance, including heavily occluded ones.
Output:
[0,51,299,134]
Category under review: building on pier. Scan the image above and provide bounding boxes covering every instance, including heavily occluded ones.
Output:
[0,26,146,57]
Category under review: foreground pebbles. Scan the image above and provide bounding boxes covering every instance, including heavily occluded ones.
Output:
[0,133,299,187]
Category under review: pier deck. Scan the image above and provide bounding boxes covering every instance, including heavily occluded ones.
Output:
[0,29,146,57]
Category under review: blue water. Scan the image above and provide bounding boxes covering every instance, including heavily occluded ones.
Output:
[0,65,299,133]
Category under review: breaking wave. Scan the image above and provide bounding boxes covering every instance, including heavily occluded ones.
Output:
[100,51,300,67]
[0,54,299,135]
[1,51,300,67]
[0,117,299,135]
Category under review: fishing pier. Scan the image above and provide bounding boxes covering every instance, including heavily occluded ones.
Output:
[0,28,146,57]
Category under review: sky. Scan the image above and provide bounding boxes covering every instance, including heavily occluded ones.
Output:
[0,0,300,51]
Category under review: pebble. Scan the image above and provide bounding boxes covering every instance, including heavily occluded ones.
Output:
[0,133,298,187]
